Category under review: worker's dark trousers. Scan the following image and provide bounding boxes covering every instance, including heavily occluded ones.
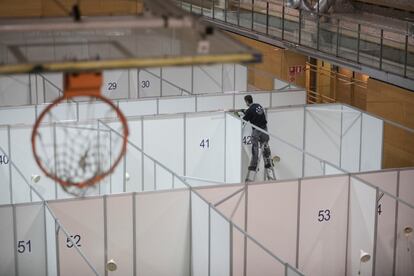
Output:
[249,128,272,170]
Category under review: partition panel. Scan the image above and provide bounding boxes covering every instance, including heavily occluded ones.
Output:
[118,99,157,117]
[210,207,230,276]
[197,94,233,112]
[191,191,209,276]
[143,155,155,191]
[304,155,324,177]
[267,108,304,149]
[269,139,303,180]
[37,102,77,122]
[143,115,184,176]
[124,147,142,193]
[274,79,290,90]
[235,65,247,92]
[15,203,47,276]
[357,171,398,276]
[41,73,62,103]
[45,206,57,276]
[138,68,161,97]
[341,106,361,172]
[225,113,242,183]
[305,106,342,167]
[299,176,348,276]
[102,70,129,99]
[234,93,270,109]
[185,113,225,182]
[193,65,223,94]
[248,181,298,265]
[49,197,105,276]
[0,127,11,204]
[347,177,377,276]
[222,64,235,92]
[161,66,192,95]
[0,106,35,125]
[0,205,15,276]
[0,74,30,106]
[158,97,196,114]
[324,163,346,175]
[78,102,116,121]
[271,91,306,107]
[360,113,383,171]
[135,189,190,276]
[399,169,414,205]
[246,237,285,276]
[106,194,134,276]
[395,201,414,276]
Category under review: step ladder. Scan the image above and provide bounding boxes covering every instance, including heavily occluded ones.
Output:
[245,143,278,182]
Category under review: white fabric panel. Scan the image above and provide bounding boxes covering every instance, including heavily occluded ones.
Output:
[271,91,306,107]
[118,99,157,117]
[324,163,346,175]
[135,190,190,276]
[341,106,361,172]
[106,194,134,276]
[0,74,31,106]
[125,147,142,193]
[274,78,290,90]
[235,64,247,92]
[191,192,209,276]
[0,127,10,205]
[395,201,414,276]
[222,64,235,92]
[0,205,15,275]
[42,73,63,103]
[234,93,271,109]
[138,68,161,97]
[143,155,155,191]
[360,113,383,171]
[186,113,225,183]
[399,169,414,205]
[11,127,55,203]
[357,171,398,276]
[347,177,376,276]
[49,197,105,276]
[304,154,324,177]
[161,66,192,95]
[15,203,47,276]
[248,181,298,265]
[299,176,348,276]
[267,108,304,149]
[155,163,174,190]
[37,102,78,122]
[225,113,242,183]
[194,65,223,94]
[210,208,230,276]
[158,97,195,114]
[0,106,35,125]
[128,69,138,99]
[306,105,342,166]
[246,237,286,275]
[102,70,129,99]
[241,123,253,181]
[143,115,184,176]
[271,139,303,180]
[78,102,117,121]
[196,94,233,112]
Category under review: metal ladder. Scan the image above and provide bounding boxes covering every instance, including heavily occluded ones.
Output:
[245,143,277,182]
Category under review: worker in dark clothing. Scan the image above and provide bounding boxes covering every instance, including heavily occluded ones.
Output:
[242,95,274,181]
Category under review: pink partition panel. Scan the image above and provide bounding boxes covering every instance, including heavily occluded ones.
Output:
[0,205,15,275]
[49,198,105,276]
[106,194,133,276]
[399,169,414,205]
[299,176,348,276]
[196,184,244,206]
[357,171,398,276]
[216,188,245,227]
[246,237,285,276]
[247,181,298,265]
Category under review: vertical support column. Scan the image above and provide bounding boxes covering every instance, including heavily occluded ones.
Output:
[7,126,13,204]
[183,114,187,177]
[189,189,193,276]
[379,29,384,70]
[357,24,361,63]
[372,187,379,275]
[160,68,163,97]
[53,123,58,199]
[212,0,215,19]
[339,105,343,168]
[141,118,145,192]
[282,1,285,40]
[295,179,301,268]
[344,174,351,276]
[137,69,140,98]
[316,12,320,51]
[404,34,408,77]
[301,106,307,177]
[132,193,137,276]
[298,9,302,45]
[12,205,18,276]
[392,171,400,275]
[229,222,233,276]
[103,196,108,276]
[208,204,211,276]
[191,66,194,95]
[224,0,228,22]
[201,0,204,16]
[243,185,248,276]
[358,113,363,172]
[237,0,241,26]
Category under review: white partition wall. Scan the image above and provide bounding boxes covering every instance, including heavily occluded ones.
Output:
[0,74,31,106]
[138,68,161,97]
[0,205,15,275]
[225,113,242,183]
[360,114,383,171]
[340,106,362,172]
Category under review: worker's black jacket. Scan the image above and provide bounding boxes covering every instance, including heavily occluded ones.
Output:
[242,103,267,129]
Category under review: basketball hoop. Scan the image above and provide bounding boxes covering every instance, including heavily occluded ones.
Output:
[31,72,129,196]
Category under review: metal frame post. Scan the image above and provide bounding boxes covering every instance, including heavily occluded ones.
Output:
[237,0,241,26]
[298,9,302,44]
[225,0,228,22]
[266,2,269,35]
[282,1,285,40]
[251,0,254,30]
[212,0,215,19]
[336,19,340,57]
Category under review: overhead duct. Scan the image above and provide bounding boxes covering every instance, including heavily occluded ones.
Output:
[287,0,336,14]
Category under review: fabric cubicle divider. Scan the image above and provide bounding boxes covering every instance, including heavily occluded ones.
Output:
[340,106,361,173]
[0,106,36,125]
[225,113,242,183]
[0,126,11,205]
[102,70,131,100]
[138,68,161,97]
[0,205,16,275]
[161,66,192,95]
[196,94,234,112]
[193,65,224,94]
[0,74,31,106]
[360,113,383,171]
